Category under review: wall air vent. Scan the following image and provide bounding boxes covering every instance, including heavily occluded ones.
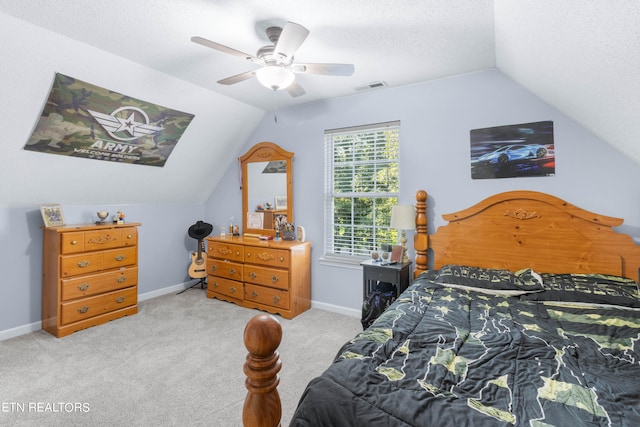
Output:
[354,81,388,92]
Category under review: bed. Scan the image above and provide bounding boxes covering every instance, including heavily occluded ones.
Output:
[283,190,640,426]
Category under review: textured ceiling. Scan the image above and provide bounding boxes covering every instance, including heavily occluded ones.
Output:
[0,0,497,109]
[1,0,638,164]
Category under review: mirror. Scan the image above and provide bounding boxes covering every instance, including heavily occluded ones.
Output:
[240,142,293,237]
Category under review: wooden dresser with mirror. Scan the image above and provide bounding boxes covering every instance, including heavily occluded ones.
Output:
[241,142,293,237]
[206,142,311,318]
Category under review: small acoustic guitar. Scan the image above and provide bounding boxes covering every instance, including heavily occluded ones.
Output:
[188,239,207,279]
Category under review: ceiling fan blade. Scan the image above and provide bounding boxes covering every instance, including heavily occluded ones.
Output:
[217,70,257,85]
[274,22,309,65]
[191,36,263,65]
[286,82,306,98]
[292,63,355,76]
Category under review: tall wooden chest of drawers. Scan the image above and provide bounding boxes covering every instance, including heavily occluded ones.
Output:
[205,236,311,319]
[42,223,141,337]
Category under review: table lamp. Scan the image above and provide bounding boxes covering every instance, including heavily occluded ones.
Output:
[390,204,416,264]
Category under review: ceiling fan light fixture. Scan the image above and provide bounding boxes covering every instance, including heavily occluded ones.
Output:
[256,66,295,91]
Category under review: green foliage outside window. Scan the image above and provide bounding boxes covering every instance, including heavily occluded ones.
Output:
[325,123,400,258]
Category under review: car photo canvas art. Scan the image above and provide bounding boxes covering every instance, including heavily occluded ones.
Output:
[470,121,555,179]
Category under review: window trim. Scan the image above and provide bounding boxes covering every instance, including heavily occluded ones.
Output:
[323,120,400,263]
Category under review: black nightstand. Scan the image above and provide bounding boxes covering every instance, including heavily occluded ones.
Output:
[360,259,412,302]
[360,260,412,328]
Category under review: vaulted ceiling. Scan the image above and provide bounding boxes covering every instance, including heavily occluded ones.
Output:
[1,0,638,164]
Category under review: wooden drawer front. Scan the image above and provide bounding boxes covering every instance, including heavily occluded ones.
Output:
[209,242,244,262]
[84,229,122,251]
[61,267,138,301]
[208,259,243,281]
[61,287,137,325]
[102,247,137,270]
[245,265,289,290]
[245,247,290,268]
[61,232,85,254]
[245,284,289,310]
[61,252,104,277]
[208,276,243,300]
[120,227,138,247]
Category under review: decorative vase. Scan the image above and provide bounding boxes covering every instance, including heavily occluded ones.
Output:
[96,211,109,224]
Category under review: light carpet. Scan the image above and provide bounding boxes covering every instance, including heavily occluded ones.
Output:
[0,289,362,426]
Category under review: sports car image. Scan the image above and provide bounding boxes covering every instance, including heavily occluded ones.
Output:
[471,143,554,178]
[470,121,555,179]
[474,144,547,167]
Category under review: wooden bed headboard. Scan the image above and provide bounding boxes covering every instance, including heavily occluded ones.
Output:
[413,190,640,282]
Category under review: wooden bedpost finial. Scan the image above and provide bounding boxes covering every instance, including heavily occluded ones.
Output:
[414,190,428,278]
[243,314,283,427]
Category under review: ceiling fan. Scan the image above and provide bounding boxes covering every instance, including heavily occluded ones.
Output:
[191,21,355,97]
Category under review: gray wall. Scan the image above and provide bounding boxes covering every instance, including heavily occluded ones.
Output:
[2,68,639,336]
[206,69,640,315]
[0,204,205,336]
[0,10,258,338]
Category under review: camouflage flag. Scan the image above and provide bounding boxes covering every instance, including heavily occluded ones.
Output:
[24,73,195,167]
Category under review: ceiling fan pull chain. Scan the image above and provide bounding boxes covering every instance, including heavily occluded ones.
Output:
[273,89,278,124]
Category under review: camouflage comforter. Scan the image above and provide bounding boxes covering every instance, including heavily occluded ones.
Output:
[291,271,640,426]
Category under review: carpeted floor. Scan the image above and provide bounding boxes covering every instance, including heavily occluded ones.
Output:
[0,289,362,426]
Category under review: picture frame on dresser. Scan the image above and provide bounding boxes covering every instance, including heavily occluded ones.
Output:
[247,212,264,229]
[40,204,65,227]
[275,195,287,210]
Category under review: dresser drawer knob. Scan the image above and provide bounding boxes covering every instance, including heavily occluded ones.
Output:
[115,296,126,303]
[251,291,258,298]
[230,286,237,293]
[213,281,219,288]
[117,276,126,283]
[71,240,78,245]
[77,306,90,314]
[229,268,236,275]
[249,272,257,279]
[273,295,281,304]
[114,255,126,261]
[236,251,240,256]
[127,234,133,239]
[211,265,218,272]
[78,283,90,291]
[247,252,252,258]
[271,275,279,283]
[77,260,89,268]
[279,256,285,262]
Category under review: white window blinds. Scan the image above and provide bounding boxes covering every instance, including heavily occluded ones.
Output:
[324,121,400,259]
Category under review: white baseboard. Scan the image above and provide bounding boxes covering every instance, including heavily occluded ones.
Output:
[0,280,201,341]
[311,301,360,318]
[138,280,198,301]
[0,321,43,341]
[1,282,358,341]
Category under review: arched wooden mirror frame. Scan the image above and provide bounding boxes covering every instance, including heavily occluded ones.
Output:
[240,142,294,237]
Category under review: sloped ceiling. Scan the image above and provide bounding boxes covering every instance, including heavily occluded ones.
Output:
[0,1,638,185]
[494,1,640,165]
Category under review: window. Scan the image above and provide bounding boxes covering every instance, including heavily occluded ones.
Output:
[324,121,400,261]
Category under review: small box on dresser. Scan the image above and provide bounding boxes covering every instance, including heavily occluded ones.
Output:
[42,223,141,338]
[206,236,311,319]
